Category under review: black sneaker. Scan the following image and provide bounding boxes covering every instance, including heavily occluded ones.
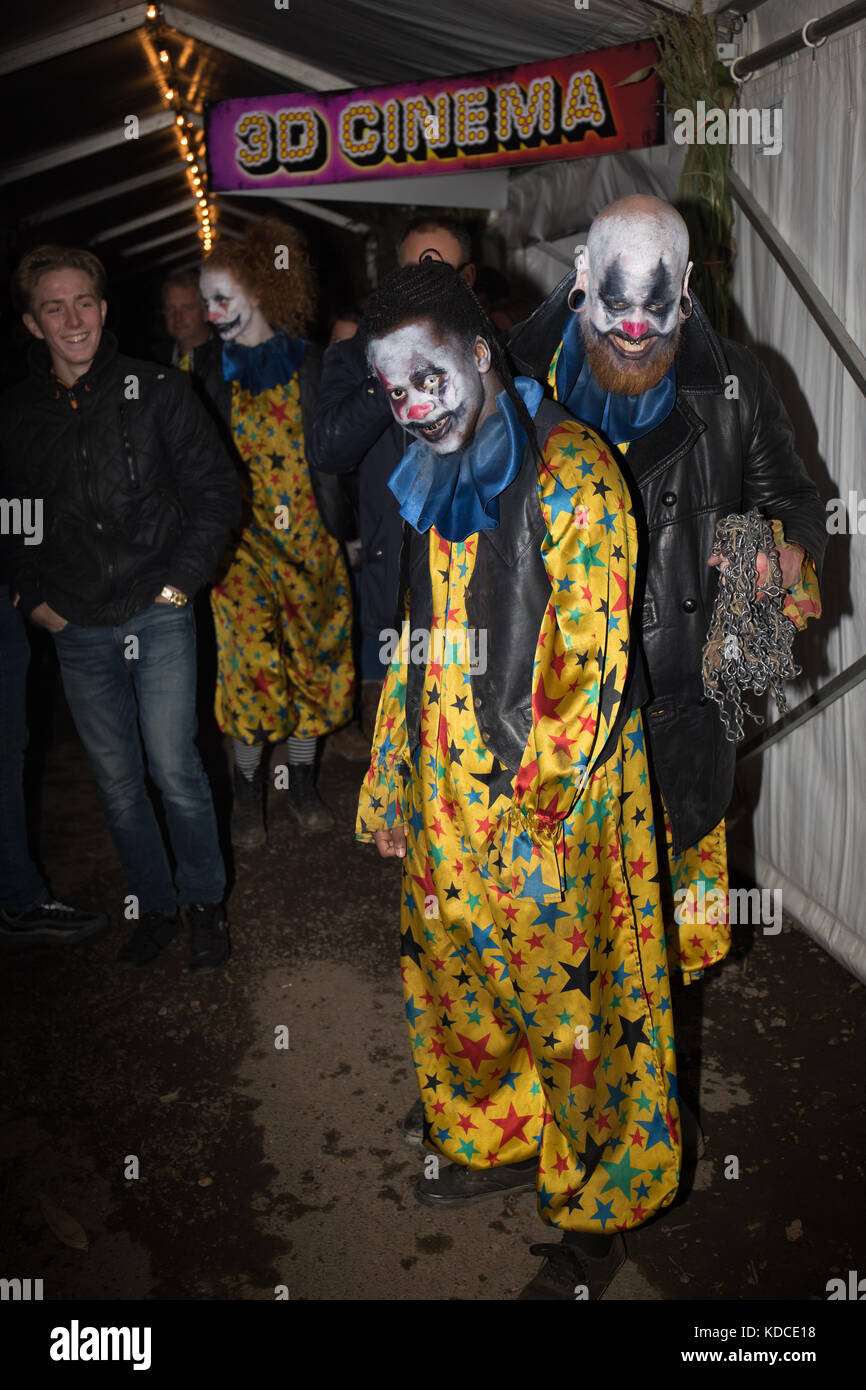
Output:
[0,900,108,947]
[415,1156,538,1207]
[115,909,181,968]
[519,1232,626,1300]
[186,902,229,974]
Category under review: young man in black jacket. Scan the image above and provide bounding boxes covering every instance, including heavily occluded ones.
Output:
[0,245,240,971]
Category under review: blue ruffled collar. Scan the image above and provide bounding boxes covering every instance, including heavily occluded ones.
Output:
[388,376,544,543]
[221,332,305,392]
[554,310,676,443]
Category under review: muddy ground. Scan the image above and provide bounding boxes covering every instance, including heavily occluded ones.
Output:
[1,643,864,1305]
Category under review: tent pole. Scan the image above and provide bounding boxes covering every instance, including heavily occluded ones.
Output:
[737,657,866,765]
[730,171,866,398]
[729,0,866,79]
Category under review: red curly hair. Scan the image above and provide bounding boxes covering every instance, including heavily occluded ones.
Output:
[203,217,316,336]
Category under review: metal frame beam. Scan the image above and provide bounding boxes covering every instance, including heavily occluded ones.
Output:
[737,656,866,764]
[22,165,183,225]
[91,198,196,244]
[218,192,369,234]
[731,170,866,398]
[272,196,371,234]
[0,5,146,75]
[0,110,200,187]
[130,228,241,275]
[161,4,349,90]
[121,224,202,256]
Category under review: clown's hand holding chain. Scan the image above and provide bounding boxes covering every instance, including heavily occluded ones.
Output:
[702,510,802,742]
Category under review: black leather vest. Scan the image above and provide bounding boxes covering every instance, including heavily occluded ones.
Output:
[399,398,646,775]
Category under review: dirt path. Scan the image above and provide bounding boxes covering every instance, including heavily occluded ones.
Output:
[1,709,863,1301]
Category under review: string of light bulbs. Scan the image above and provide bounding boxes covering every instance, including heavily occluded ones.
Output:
[143,4,214,252]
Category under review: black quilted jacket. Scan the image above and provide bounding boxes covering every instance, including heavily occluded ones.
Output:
[0,330,240,626]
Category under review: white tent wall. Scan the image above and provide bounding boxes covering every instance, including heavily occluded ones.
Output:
[490,143,685,297]
[726,0,866,980]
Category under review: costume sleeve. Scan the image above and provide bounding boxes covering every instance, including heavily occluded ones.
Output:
[479,421,638,901]
[355,595,413,841]
[769,518,822,630]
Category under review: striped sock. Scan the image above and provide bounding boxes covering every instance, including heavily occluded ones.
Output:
[233,741,264,780]
[288,735,317,765]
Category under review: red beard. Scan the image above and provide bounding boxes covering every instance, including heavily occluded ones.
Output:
[581,315,680,395]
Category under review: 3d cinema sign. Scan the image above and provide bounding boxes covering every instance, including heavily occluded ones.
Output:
[207,41,662,191]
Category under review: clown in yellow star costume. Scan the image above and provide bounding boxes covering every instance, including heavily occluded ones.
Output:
[191,217,355,838]
[358,418,684,1235]
[209,368,353,744]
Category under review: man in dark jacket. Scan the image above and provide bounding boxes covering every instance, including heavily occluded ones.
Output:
[0,245,240,972]
[509,195,826,981]
[307,216,477,744]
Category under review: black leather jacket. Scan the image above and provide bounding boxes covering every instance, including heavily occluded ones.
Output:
[400,398,646,779]
[0,331,240,626]
[509,279,827,853]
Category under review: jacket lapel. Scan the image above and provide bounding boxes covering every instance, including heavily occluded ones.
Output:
[622,396,707,487]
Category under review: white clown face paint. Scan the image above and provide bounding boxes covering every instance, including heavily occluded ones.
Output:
[199,267,257,342]
[572,204,692,393]
[367,320,491,454]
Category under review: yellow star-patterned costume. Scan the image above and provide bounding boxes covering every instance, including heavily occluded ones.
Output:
[357,421,687,1234]
[208,370,354,744]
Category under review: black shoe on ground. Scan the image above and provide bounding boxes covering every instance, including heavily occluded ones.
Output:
[519,1231,627,1300]
[402,1097,425,1148]
[231,764,267,849]
[115,909,181,968]
[186,902,230,974]
[0,900,108,947]
[415,1156,538,1207]
[285,763,335,835]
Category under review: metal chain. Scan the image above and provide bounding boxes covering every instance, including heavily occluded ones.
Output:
[701,510,800,742]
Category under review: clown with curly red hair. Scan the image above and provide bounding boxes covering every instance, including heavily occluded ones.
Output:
[191,219,354,843]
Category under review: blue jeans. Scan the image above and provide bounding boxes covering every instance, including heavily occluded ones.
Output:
[53,602,225,915]
[0,588,49,910]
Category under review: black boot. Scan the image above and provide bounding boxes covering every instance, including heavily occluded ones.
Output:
[231,764,266,849]
[284,763,334,834]
[186,903,230,973]
[115,909,181,968]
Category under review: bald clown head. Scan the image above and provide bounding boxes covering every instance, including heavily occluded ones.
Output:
[570,195,693,394]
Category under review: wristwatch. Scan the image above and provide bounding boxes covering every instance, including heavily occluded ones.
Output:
[159,586,189,607]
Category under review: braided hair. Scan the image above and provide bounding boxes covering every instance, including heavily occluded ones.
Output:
[361,261,542,463]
